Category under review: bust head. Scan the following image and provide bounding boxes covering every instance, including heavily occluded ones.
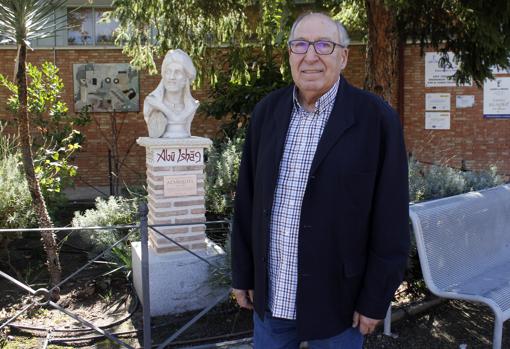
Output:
[161,49,196,94]
[143,49,199,139]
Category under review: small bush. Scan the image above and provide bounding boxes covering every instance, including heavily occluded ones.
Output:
[72,196,140,271]
[0,154,37,229]
[205,131,245,218]
[408,157,504,203]
[0,154,37,259]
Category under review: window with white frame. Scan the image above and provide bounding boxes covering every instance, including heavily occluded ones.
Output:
[67,7,118,46]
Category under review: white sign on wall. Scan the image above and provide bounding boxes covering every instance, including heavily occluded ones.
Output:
[456,95,475,109]
[426,93,450,111]
[490,65,510,75]
[425,112,451,129]
[483,77,510,118]
[425,52,472,87]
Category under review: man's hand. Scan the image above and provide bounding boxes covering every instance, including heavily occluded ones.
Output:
[352,311,380,335]
[232,288,254,310]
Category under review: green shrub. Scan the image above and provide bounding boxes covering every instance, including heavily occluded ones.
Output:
[0,154,37,229]
[0,127,37,251]
[205,131,245,218]
[408,157,504,203]
[71,196,140,271]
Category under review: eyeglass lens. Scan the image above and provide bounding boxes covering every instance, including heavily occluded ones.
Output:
[290,40,335,54]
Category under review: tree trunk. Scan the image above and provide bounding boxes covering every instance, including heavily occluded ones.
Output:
[364,0,400,105]
[16,43,62,287]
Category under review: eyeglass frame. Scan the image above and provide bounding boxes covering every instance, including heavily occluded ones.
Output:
[287,39,346,55]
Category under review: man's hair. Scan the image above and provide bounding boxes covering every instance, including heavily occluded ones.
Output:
[289,12,350,47]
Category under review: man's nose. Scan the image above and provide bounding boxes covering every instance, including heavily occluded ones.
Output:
[303,44,319,62]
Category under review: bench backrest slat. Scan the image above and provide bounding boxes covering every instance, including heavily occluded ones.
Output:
[410,184,510,291]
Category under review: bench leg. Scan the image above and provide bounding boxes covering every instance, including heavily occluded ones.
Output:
[492,317,503,349]
[383,304,392,336]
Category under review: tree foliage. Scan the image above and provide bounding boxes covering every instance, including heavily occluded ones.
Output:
[393,0,510,86]
[0,0,67,46]
[107,0,296,82]
[110,0,510,89]
[0,62,90,194]
[0,0,73,287]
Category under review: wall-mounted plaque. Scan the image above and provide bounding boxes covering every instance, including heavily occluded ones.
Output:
[426,93,450,111]
[456,95,475,109]
[73,63,140,112]
[483,77,510,118]
[425,52,472,87]
[425,112,451,130]
[164,175,197,197]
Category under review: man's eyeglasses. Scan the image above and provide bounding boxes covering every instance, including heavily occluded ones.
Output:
[288,40,345,55]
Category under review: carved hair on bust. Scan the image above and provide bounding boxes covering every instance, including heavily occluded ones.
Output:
[161,49,197,84]
[143,49,199,138]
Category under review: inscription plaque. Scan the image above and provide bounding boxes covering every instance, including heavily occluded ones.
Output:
[164,175,197,197]
[151,147,203,167]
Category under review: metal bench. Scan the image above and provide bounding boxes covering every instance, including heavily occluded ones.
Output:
[406,184,510,349]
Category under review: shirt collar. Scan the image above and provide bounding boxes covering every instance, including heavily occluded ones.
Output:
[292,77,340,114]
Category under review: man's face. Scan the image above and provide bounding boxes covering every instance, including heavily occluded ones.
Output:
[289,15,348,102]
[163,62,187,92]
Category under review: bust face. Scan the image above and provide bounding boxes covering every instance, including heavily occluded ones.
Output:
[163,62,187,92]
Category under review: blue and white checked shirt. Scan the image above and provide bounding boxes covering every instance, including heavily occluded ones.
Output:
[268,79,340,320]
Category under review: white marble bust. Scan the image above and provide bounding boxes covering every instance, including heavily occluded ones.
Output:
[143,49,199,138]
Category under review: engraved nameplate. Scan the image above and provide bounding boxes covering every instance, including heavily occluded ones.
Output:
[163,175,197,197]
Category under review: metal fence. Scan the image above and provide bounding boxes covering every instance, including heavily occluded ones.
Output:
[0,203,233,348]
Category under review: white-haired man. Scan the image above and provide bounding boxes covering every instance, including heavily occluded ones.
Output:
[232,12,409,348]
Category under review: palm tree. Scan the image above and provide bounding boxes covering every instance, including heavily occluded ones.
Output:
[0,0,68,287]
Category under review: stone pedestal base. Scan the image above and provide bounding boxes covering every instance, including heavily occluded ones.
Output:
[131,240,227,316]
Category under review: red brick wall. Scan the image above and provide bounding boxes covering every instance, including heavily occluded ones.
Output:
[0,48,223,189]
[402,45,510,175]
[0,44,508,193]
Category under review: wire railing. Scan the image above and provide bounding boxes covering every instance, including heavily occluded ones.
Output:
[0,203,234,348]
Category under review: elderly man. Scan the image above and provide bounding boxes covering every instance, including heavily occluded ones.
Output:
[231,12,409,348]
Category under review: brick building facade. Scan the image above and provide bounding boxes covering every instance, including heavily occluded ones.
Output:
[0,43,508,199]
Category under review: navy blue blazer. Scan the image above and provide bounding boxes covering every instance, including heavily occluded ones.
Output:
[231,77,410,340]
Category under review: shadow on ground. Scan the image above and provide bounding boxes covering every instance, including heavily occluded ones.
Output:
[364,300,510,349]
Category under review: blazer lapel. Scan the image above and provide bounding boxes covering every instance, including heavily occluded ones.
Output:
[269,86,294,173]
[309,77,355,175]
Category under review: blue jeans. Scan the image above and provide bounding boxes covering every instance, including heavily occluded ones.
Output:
[253,312,364,349]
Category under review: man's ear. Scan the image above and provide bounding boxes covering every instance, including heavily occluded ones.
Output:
[340,48,349,70]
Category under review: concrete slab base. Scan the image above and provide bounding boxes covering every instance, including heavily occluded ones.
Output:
[131,240,227,316]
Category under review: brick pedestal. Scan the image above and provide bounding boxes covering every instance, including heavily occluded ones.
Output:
[137,136,212,253]
[133,136,227,316]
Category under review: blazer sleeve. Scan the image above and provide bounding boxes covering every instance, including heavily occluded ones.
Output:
[355,106,410,319]
[230,108,260,290]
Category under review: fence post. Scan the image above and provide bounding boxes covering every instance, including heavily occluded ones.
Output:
[139,203,151,348]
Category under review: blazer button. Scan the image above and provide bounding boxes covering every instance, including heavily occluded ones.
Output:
[302,224,312,229]
[309,175,316,180]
